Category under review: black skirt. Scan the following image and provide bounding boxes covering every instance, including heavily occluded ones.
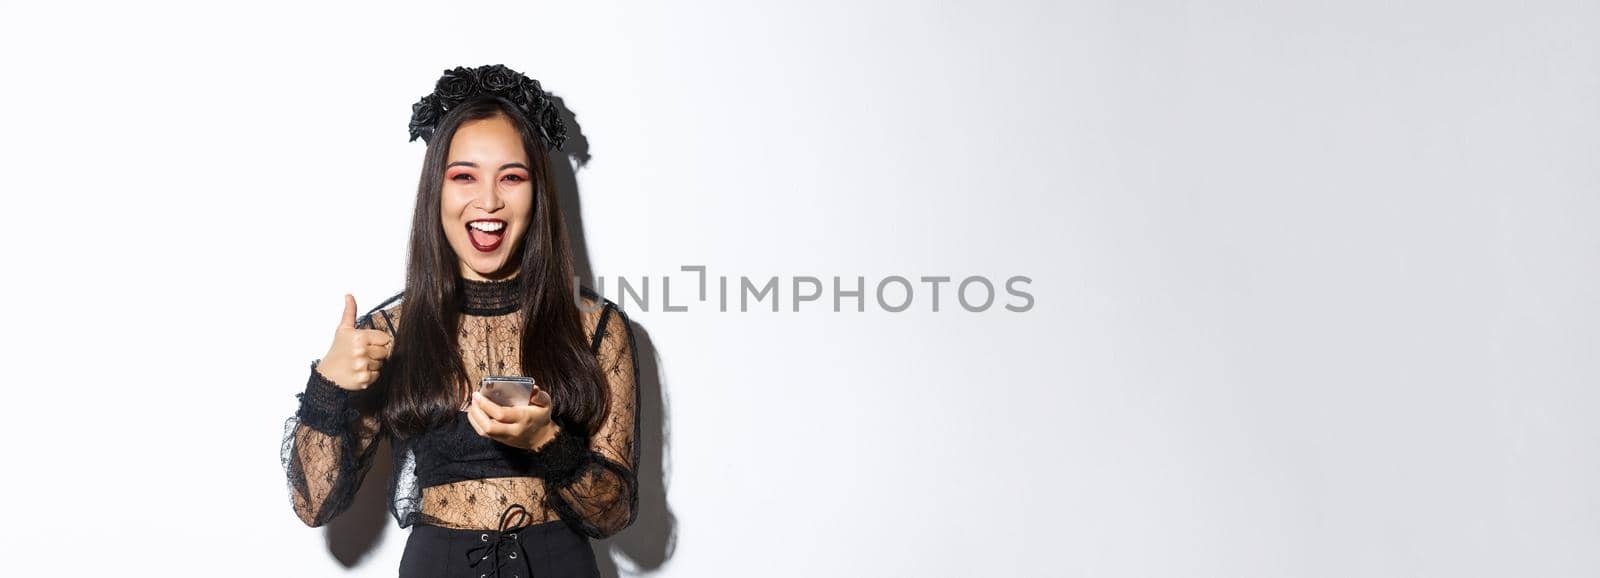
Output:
[399,504,600,578]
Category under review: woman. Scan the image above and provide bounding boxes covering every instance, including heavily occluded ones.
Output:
[280,64,639,578]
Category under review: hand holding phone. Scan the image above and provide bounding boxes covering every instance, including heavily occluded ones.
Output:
[470,375,555,451]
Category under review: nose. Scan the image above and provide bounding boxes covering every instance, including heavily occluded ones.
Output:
[473,181,507,213]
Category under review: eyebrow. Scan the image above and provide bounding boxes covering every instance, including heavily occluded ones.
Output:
[445,161,531,171]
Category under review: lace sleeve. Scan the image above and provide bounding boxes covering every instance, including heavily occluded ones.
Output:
[537,305,640,539]
[279,312,391,528]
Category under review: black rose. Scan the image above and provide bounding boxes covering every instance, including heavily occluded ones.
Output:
[540,104,568,150]
[408,95,442,143]
[434,66,479,105]
[507,78,545,108]
[478,64,521,93]
[505,83,531,107]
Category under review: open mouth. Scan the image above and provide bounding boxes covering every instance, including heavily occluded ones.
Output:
[466,219,506,252]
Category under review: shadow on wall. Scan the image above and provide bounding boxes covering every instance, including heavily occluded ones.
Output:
[318,95,679,576]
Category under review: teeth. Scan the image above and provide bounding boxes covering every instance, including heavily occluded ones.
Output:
[468,221,505,232]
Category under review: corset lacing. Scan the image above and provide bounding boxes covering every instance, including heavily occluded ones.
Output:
[465,503,536,578]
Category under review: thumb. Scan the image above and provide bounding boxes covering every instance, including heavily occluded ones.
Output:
[341,293,358,329]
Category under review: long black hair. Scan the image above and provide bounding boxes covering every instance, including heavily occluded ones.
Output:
[379,96,607,440]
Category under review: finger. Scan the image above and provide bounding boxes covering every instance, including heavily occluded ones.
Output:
[474,391,510,422]
[498,403,533,427]
[465,402,488,436]
[365,343,392,360]
[468,397,505,437]
[341,294,358,329]
[365,358,381,372]
[531,388,551,408]
[357,329,393,347]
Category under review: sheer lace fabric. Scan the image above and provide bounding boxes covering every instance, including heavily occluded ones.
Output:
[280,280,639,538]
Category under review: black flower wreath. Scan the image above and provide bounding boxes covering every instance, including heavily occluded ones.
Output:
[407,64,568,150]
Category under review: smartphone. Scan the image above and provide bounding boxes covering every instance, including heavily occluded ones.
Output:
[479,375,537,407]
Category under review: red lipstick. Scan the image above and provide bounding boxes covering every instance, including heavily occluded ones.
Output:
[466,219,506,253]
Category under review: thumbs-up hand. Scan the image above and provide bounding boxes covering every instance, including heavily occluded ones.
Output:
[316,294,394,391]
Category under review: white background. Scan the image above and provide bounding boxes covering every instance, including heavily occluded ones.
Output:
[1,1,1596,576]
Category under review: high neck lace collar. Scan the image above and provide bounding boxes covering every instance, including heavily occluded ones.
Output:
[458,275,522,316]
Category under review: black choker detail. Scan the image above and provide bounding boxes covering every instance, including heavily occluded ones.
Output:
[458,276,523,316]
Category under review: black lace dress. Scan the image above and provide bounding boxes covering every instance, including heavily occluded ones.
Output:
[280,276,639,576]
